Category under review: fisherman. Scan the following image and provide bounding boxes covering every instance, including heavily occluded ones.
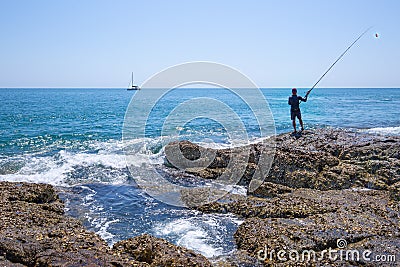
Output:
[288,88,307,133]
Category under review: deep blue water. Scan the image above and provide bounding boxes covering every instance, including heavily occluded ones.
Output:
[0,88,399,257]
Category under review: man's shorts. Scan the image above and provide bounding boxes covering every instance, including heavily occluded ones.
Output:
[291,109,301,120]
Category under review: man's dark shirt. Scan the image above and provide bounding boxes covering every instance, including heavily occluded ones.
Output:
[288,95,307,111]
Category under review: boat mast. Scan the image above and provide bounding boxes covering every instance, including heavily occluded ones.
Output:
[131,72,134,87]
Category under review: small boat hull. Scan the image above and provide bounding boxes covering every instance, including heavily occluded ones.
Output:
[127,86,140,91]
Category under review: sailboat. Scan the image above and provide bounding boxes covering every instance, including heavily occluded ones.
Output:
[127,72,140,90]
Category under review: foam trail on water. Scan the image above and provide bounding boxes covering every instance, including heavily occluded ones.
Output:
[361,126,400,136]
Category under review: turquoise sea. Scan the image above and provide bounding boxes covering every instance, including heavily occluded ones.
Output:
[0,88,399,257]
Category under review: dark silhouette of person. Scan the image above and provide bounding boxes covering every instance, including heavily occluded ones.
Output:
[288,88,307,133]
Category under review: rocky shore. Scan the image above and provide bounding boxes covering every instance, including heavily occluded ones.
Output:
[1,128,399,266]
[0,182,211,266]
[166,128,400,266]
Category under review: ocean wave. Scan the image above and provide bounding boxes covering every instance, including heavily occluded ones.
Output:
[361,126,400,136]
[152,214,242,258]
[0,133,275,188]
[156,218,222,257]
[0,138,164,186]
[0,133,260,187]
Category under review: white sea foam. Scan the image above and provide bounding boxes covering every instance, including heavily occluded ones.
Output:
[0,152,128,186]
[95,218,120,244]
[81,186,97,206]
[154,218,223,258]
[361,126,400,136]
[220,184,247,196]
[0,154,70,185]
[153,213,243,258]
[0,138,161,186]
[198,134,274,150]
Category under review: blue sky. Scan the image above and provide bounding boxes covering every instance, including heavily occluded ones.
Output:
[0,0,399,88]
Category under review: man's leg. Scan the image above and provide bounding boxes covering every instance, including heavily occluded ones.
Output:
[291,111,297,133]
[297,112,304,131]
[292,119,297,133]
[299,118,304,131]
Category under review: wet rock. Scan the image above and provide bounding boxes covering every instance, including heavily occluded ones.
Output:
[197,192,337,219]
[0,258,26,267]
[389,181,400,201]
[180,187,230,208]
[226,189,399,266]
[113,234,211,267]
[346,236,400,265]
[164,139,266,187]
[250,182,293,198]
[211,250,263,267]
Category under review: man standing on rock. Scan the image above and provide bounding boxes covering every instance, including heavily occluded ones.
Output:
[288,88,307,133]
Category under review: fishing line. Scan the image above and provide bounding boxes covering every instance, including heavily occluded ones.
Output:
[305,26,373,98]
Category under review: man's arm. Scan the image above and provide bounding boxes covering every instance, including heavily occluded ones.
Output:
[300,96,307,102]
[288,97,291,105]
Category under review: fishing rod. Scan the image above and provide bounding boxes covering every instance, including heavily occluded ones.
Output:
[304,26,373,99]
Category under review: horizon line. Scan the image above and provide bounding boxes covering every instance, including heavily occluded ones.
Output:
[0,87,399,89]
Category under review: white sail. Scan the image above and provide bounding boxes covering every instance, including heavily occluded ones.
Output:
[127,72,140,90]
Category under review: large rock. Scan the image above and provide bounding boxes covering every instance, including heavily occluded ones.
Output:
[264,129,400,192]
[113,234,211,267]
[165,128,400,193]
[0,182,210,267]
[164,139,269,187]
[198,187,399,266]
[232,189,399,255]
